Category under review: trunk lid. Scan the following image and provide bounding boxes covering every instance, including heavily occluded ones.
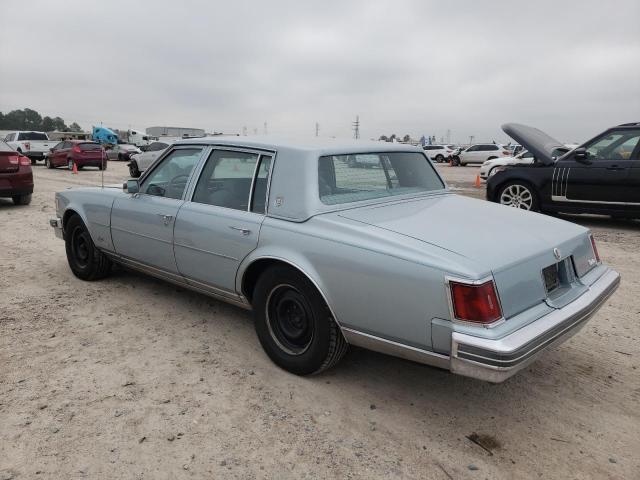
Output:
[501,123,565,165]
[0,142,19,173]
[337,194,597,318]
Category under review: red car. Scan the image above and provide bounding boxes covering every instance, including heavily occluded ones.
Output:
[0,141,33,205]
[45,140,107,170]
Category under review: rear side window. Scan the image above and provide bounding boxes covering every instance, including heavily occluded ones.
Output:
[192,150,259,211]
[318,152,444,205]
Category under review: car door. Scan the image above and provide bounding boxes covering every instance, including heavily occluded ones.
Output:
[462,145,479,163]
[110,146,205,274]
[49,142,63,165]
[174,149,273,296]
[555,128,640,204]
[55,141,70,166]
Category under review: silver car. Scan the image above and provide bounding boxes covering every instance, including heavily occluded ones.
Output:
[128,141,170,177]
[49,137,619,382]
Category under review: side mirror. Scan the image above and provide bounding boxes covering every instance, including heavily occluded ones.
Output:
[573,147,590,163]
[49,147,54,152]
[124,179,140,194]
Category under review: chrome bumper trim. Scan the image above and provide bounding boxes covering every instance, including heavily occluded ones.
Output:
[450,268,620,382]
[50,217,63,239]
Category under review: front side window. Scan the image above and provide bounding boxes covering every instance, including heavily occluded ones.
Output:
[192,150,259,210]
[141,148,202,199]
[466,145,478,152]
[318,152,444,205]
[584,129,640,161]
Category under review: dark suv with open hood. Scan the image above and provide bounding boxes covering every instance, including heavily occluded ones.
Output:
[487,122,640,218]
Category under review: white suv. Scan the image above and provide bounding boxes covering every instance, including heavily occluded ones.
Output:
[455,143,509,166]
[422,144,456,163]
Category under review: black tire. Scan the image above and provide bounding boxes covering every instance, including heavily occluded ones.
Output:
[12,194,32,205]
[452,156,460,166]
[253,266,348,375]
[435,154,444,163]
[45,157,53,169]
[497,180,540,212]
[129,162,140,178]
[118,153,124,161]
[64,215,112,280]
[31,158,37,165]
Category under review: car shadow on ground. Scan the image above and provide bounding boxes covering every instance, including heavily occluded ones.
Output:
[104,264,607,419]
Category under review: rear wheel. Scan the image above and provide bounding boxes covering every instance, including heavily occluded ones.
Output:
[64,215,112,280]
[12,194,32,205]
[498,181,539,211]
[435,154,444,163]
[31,158,36,165]
[253,266,348,375]
[45,157,53,169]
[452,156,460,166]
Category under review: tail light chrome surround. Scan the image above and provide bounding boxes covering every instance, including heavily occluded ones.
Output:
[445,275,505,328]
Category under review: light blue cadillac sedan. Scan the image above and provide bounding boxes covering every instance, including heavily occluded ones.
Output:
[50,137,620,382]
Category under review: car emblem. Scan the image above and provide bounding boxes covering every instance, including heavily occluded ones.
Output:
[553,248,561,260]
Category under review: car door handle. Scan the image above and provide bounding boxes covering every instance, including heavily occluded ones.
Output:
[229,226,251,236]
[157,214,174,225]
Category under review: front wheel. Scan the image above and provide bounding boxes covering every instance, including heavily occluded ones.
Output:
[64,215,112,280]
[498,181,539,211]
[451,156,460,166]
[253,266,348,375]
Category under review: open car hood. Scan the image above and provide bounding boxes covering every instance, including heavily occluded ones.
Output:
[502,123,565,165]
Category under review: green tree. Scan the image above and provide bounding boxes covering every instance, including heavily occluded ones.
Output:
[23,108,42,130]
[402,134,411,143]
[52,117,67,131]
[68,122,82,132]
[41,116,56,132]
[378,135,388,142]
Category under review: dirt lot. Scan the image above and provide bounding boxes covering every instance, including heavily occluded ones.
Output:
[1,161,638,479]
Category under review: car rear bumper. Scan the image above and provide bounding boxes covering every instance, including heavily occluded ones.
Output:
[450,268,620,382]
[0,169,34,197]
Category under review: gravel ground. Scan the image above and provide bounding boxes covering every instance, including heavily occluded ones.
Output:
[1,160,638,479]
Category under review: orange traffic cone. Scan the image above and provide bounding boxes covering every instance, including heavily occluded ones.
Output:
[449,158,453,167]
[474,174,481,187]
[72,162,78,174]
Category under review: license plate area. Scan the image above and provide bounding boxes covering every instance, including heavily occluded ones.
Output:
[542,263,560,293]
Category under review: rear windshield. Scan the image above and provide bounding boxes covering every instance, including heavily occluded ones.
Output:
[318,152,445,205]
[17,132,48,141]
[79,143,102,151]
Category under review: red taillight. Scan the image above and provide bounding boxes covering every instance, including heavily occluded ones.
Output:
[19,155,31,166]
[590,234,600,264]
[24,142,31,150]
[450,280,502,324]
[72,145,82,153]
[502,150,510,155]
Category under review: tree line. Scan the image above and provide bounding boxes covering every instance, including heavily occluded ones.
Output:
[379,134,412,143]
[0,108,83,132]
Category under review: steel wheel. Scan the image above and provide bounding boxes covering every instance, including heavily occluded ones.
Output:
[500,183,534,210]
[71,225,92,269]
[266,284,314,355]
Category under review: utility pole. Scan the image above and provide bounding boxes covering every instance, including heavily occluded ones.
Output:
[446,129,451,144]
[263,122,268,135]
[315,122,319,137]
[352,115,360,140]
[469,135,475,145]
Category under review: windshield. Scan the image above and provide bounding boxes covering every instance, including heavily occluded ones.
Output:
[318,152,444,205]
[18,132,48,141]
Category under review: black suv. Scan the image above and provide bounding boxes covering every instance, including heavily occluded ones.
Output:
[487,122,640,218]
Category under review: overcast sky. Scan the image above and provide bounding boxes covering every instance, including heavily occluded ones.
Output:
[1,0,638,144]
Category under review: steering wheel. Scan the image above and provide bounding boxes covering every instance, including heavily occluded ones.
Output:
[166,174,190,198]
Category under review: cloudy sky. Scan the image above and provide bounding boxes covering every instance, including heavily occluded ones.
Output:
[1,0,638,144]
